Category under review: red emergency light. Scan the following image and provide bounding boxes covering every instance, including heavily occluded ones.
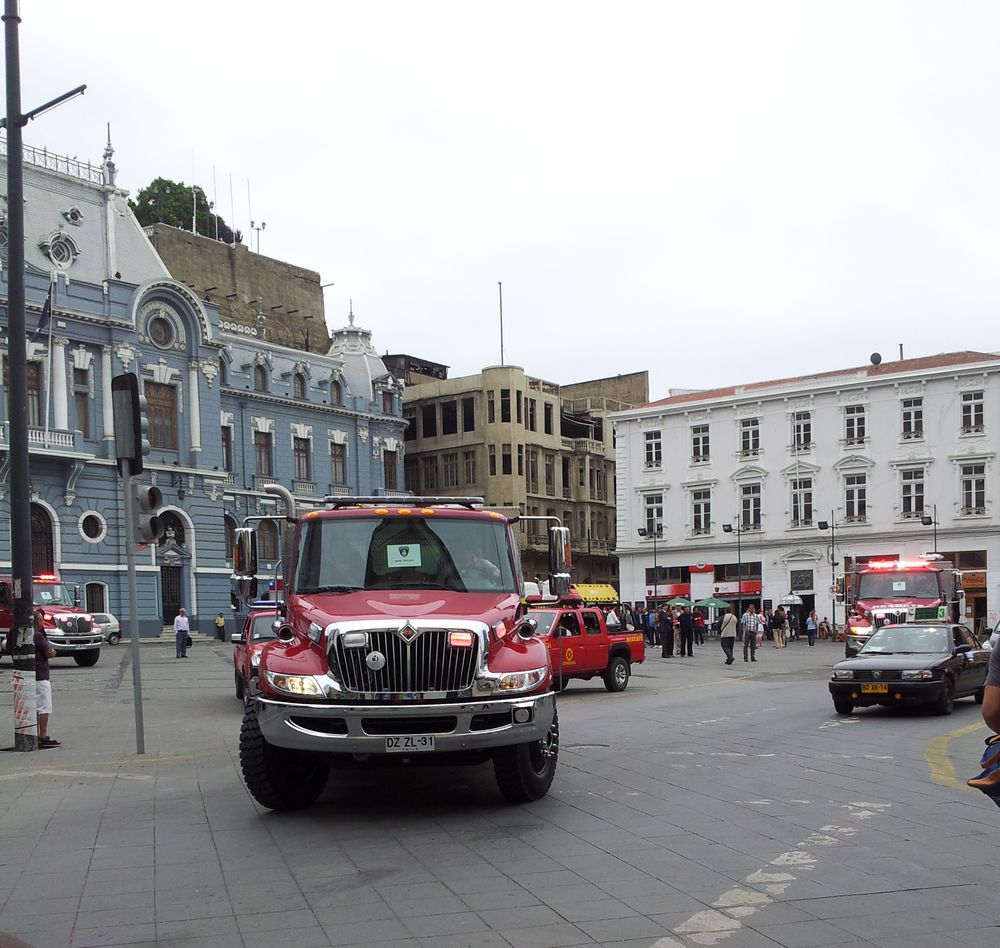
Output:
[864,560,934,571]
[449,631,475,648]
[35,574,59,582]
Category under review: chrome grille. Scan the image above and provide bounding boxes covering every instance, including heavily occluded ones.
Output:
[853,669,903,681]
[57,615,93,634]
[872,612,907,630]
[332,629,480,694]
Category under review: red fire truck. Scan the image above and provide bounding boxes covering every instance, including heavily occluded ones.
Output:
[843,559,961,655]
[1,573,103,666]
[235,494,566,811]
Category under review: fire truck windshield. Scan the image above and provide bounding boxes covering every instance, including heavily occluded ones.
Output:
[32,583,75,608]
[295,516,517,594]
[857,572,940,600]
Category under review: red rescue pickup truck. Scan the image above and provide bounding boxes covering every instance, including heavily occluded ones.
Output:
[528,594,645,692]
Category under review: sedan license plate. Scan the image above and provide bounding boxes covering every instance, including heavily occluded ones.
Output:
[861,683,889,694]
[385,735,435,752]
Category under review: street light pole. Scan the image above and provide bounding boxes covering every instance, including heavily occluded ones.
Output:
[637,524,662,607]
[722,515,744,618]
[818,511,837,636]
[3,0,86,751]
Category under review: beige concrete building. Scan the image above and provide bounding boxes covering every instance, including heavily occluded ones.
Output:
[402,364,648,586]
[145,224,329,353]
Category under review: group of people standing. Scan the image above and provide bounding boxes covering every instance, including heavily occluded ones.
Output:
[631,601,831,667]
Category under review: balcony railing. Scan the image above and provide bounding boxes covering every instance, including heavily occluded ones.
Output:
[327,484,351,496]
[254,474,280,489]
[294,479,316,495]
[0,423,85,451]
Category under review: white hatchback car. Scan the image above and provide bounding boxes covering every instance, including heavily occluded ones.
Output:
[92,613,122,645]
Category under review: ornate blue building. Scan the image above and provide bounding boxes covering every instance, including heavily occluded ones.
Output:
[0,140,405,634]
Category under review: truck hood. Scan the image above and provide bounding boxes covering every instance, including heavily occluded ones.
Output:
[297,589,520,629]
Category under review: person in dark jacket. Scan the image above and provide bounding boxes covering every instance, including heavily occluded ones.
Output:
[678,607,695,657]
[659,607,674,657]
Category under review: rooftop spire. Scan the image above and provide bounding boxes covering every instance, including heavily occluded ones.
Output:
[348,300,355,326]
[102,123,117,186]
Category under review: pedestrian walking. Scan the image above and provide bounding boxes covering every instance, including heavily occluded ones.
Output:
[719,605,738,665]
[673,608,683,654]
[741,604,760,662]
[772,607,787,648]
[174,607,190,658]
[34,610,60,747]
[658,607,674,657]
[215,611,227,641]
[693,610,706,646]
[678,606,695,657]
[806,610,818,647]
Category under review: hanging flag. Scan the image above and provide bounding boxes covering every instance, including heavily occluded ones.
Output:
[30,287,52,342]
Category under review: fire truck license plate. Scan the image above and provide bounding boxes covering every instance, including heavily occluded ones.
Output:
[385,736,435,752]
[861,683,889,694]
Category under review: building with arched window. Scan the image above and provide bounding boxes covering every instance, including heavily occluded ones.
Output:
[0,139,405,635]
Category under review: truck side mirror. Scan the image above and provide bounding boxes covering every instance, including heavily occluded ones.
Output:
[233,527,258,580]
[73,584,81,607]
[548,525,572,597]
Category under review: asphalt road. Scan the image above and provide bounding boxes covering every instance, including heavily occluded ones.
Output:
[1,636,999,948]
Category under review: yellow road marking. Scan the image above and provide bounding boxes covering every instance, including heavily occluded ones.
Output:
[925,720,988,791]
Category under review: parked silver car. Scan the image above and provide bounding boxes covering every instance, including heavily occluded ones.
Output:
[92,612,122,646]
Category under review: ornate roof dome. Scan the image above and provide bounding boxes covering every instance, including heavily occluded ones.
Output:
[326,302,393,400]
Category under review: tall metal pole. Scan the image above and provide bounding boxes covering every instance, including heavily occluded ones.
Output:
[121,462,145,754]
[830,511,837,636]
[933,503,938,554]
[652,526,659,607]
[736,514,743,620]
[4,0,37,751]
[497,281,504,365]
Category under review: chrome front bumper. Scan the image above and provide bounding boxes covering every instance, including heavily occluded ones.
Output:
[49,635,103,652]
[255,692,556,754]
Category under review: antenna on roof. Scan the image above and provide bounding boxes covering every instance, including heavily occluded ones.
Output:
[498,281,504,365]
[899,343,904,360]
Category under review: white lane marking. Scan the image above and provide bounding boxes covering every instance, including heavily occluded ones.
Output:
[771,850,818,869]
[819,716,861,729]
[820,824,858,836]
[843,800,892,820]
[801,833,840,846]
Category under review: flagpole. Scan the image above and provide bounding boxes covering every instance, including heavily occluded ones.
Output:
[43,276,53,447]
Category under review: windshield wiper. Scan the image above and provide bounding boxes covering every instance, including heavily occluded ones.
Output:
[299,585,361,594]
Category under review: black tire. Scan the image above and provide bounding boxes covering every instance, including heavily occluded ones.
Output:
[833,698,854,716]
[235,671,245,700]
[74,650,100,667]
[239,701,329,811]
[975,687,985,705]
[107,631,121,646]
[493,707,559,803]
[603,656,630,693]
[934,679,955,716]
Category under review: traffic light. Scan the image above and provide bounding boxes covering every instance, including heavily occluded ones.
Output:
[134,484,164,547]
[111,372,151,475]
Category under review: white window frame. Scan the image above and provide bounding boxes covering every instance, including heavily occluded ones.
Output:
[691,488,711,535]
[741,482,762,529]
[961,390,985,434]
[643,492,664,535]
[844,404,866,446]
[691,424,710,463]
[792,411,812,453]
[960,462,987,515]
[900,467,925,519]
[901,397,924,440]
[844,472,867,522]
[790,477,813,527]
[644,430,662,468]
[740,417,760,458]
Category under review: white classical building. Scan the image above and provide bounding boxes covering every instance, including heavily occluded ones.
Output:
[611,350,1000,633]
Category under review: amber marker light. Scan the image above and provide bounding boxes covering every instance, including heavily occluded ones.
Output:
[374,508,390,515]
[420,508,435,515]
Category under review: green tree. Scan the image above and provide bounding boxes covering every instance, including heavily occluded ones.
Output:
[129,177,242,244]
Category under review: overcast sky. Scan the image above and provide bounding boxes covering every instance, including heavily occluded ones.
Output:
[11,1,1000,399]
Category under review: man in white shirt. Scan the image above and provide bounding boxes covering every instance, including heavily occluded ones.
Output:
[174,607,190,659]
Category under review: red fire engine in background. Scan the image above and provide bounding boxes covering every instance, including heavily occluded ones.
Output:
[841,559,962,655]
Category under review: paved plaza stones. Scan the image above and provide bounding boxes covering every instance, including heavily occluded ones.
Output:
[1,639,999,947]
